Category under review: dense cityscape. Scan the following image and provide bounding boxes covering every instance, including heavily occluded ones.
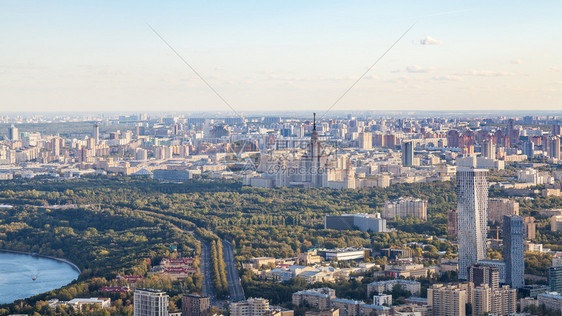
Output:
[0,111,561,315]
[2,1,562,315]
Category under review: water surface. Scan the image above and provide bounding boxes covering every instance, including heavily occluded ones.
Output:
[0,252,79,304]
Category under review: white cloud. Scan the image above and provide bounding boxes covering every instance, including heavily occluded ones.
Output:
[511,59,523,65]
[550,67,562,72]
[418,36,442,45]
[456,70,525,77]
[432,75,463,81]
[406,65,434,73]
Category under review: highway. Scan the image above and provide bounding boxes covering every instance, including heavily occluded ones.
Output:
[222,239,245,301]
[199,239,217,304]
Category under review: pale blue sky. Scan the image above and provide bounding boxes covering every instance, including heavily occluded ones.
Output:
[1,1,561,112]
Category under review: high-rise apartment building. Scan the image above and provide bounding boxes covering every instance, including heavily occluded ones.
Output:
[554,124,562,137]
[8,125,18,141]
[230,298,269,316]
[503,215,525,289]
[522,216,536,239]
[468,264,500,289]
[134,289,169,316]
[135,148,148,161]
[382,197,427,221]
[182,294,210,316]
[523,140,535,158]
[402,141,414,167]
[481,139,495,159]
[457,168,489,280]
[487,198,519,224]
[472,285,517,316]
[427,284,467,316]
[447,209,458,236]
[358,132,372,150]
[93,123,100,142]
[548,136,561,160]
[551,215,562,232]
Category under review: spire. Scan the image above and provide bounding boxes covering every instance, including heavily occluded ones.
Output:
[311,113,319,141]
[313,113,316,131]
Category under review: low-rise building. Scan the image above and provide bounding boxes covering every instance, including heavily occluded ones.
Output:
[317,248,370,261]
[292,288,336,310]
[330,298,362,316]
[230,298,269,316]
[372,294,392,306]
[250,257,277,269]
[384,263,437,279]
[304,308,339,316]
[324,213,387,233]
[367,280,421,296]
[382,197,427,221]
[537,292,562,314]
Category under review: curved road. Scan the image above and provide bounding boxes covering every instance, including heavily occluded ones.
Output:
[223,239,245,301]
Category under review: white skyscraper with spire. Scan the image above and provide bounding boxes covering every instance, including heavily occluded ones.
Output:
[457,168,489,280]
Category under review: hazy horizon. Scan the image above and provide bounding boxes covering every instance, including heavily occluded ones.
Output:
[2,1,562,113]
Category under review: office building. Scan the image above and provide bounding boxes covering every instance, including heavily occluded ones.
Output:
[134,289,169,316]
[468,264,499,289]
[487,198,519,224]
[427,284,467,316]
[457,168,489,280]
[503,215,525,289]
[402,141,414,167]
[182,294,210,316]
[230,298,269,316]
[317,248,369,261]
[382,197,427,221]
[550,266,562,293]
[324,213,386,232]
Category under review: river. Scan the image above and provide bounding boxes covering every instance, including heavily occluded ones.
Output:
[0,252,80,304]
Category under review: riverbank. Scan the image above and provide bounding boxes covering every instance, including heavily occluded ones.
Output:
[0,249,81,275]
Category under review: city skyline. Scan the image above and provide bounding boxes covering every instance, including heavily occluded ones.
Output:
[2,1,562,113]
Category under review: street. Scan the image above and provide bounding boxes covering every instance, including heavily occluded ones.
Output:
[199,239,217,304]
[222,239,245,301]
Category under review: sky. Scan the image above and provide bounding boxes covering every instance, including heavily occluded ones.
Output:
[1,1,562,113]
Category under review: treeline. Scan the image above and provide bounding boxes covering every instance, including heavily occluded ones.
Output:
[211,239,229,298]
[0,196,201,314]
[0,176,460,312]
